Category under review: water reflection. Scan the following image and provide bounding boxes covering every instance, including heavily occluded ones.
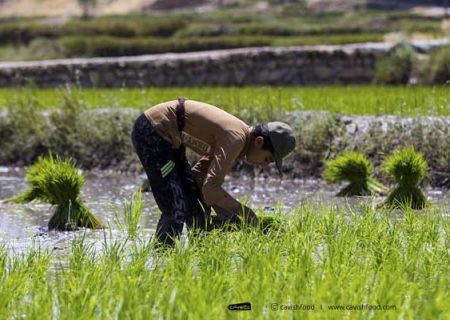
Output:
[0,167,448,252]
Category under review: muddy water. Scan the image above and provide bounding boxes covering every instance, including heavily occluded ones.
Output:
[0,167,449,253]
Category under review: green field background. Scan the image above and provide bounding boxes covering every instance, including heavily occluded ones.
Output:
[1,86,449,117]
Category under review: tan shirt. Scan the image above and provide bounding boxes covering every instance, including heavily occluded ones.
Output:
[144,99,251,211]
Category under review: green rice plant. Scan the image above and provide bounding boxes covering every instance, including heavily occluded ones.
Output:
[8,154,103,230]
[1,86,450,117]
[2,203,450,319]
[257,213,286,234]
[210,212,286,235]
[324,151,387,196]
[0,243,53,319]
[382,146,430,209]
[114,188,143,239]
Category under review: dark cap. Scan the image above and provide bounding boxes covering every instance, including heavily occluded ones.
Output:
[267,121,296,176]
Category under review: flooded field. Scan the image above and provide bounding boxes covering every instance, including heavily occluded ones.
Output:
[1,167,449,253]
[1,166,449,319]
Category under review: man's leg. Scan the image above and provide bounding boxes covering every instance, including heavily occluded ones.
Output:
[131,115,189,246]
[152,171,187,246]
[175,150,211,232]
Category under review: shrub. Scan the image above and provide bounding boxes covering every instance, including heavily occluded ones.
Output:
[0,17,187,46]
[273,33,383,46]
[47,93,138,169]
[0,22,60,45]
[62,17,186,38]
[0,90,139,169]
[235,22,306,36]
[59,35,271,57]
[0,98,50,164]
[374,43,415,85]
[425,45,450,84]
[295,112,338,177]
[174,23,232,38]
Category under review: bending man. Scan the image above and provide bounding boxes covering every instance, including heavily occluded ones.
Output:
[131,98,296,245]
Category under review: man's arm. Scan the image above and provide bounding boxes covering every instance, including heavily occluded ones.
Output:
[199,133,258,225]
[212,203,258,225]
[192,155,257,226]
[191,156,212,191]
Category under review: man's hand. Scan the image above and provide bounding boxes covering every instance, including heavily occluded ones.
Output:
[211,203,259,228]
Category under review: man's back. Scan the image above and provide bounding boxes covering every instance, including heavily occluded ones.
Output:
[144,99,250,156]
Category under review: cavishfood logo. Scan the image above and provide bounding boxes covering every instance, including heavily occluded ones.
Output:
[228,302,252,311]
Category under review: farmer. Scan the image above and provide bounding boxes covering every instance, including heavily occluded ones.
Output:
[131,98,296,245]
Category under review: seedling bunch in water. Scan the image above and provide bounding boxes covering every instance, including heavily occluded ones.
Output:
[324,151,386,196]
[11,155,103,230]
[382,146,429,209]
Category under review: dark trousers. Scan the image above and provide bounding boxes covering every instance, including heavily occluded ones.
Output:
[131,114,210,245]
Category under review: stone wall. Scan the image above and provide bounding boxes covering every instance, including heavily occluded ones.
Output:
[0,40,448,87]
[366,0,449,9]
[0,44,391,87]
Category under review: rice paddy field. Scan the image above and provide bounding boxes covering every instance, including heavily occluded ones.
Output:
[1,85,450,116]
[1,85,450,319]
[1,190,449,319]
[0,8,446,61]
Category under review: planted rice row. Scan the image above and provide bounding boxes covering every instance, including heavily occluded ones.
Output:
[1,86,449,116]
[0,203,448,319]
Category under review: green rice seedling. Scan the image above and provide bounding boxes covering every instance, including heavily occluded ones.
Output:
[210,212,286,234]
[1,86,450,116]
[257,213,286,234]
[8,154,103,230]
[114,188,143,239]
[324,151,387,196]
[1,203,450,318]
[207,196,287,234]
[382,146,430,209]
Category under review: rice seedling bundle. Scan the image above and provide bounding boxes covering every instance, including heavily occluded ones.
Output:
[324,151,387,196]
[382,146,429,209]
[10,155,103,230]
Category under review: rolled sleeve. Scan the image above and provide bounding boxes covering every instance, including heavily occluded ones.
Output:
[191,156,212,189]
